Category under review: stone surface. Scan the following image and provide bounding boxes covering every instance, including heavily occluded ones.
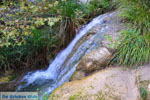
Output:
[50,64,150,100]
[76,47,112,73]
[70,47,112,81]
[50,66,147,100]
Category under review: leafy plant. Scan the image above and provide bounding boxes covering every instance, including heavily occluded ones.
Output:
[42,93,49,100]
[0,0,60,47]
[0,0,62,71]
[0,26,60,71]
[139,85,147,100]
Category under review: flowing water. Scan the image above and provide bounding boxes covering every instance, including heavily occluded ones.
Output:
[17,12,114,99]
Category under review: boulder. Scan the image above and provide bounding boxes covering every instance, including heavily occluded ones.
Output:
[70,47,112,81]
[0,82,16,91]
[77,47,112,73]
[49,67,142,100]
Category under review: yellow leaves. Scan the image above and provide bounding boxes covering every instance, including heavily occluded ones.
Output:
[31,26,35,30]
[20,25,25,29]
[48,19,54,26]
[62,0,66,2]
[47,17,60,26]
[24,31,29,36]
[0,0,63,47]
[34,17,60,27]
[35,18,45,26]
[20,1,25,12]
[30,5,39,13]
[48,4,53,8]
[54,1,59,6]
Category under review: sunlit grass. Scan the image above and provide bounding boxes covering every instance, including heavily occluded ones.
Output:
[111,0,150,66]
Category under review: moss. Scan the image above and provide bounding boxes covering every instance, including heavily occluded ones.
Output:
[69,92,82,100]
[140,81,150,89]
[0,74,17,83]
[0,76,10,83]
[68,91,106,100]
[89,85,94,90]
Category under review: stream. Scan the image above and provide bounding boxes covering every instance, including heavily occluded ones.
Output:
[17,12,114,99]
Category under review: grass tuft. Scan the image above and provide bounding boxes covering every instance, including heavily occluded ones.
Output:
[139,85,147,100]
[111,0,150,66]
[111,29,150,66]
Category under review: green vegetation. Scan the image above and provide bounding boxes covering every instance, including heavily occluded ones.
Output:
[139,85,147,100]
[0,0,113,72]
[111,29,150,66]
[42,93,49,100]
[68,91,105,100]
[111,0,150,66]
[0,0,62,71]
[68,91,106,100]
[0,74,17,83]
[0,0,148,74]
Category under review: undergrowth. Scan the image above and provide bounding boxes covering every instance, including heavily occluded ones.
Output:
[0,0,114,72]
[111,29,150,66]
[111,0,150,66]
[0,26,60,71]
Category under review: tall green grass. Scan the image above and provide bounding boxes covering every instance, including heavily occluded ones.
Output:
[111,0,150,66]
[57,0,84,46]
[111,29,150,66]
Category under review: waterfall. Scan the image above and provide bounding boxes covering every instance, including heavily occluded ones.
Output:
[17,12,114,98]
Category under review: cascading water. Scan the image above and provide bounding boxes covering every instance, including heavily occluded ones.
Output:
[17,12,115,99]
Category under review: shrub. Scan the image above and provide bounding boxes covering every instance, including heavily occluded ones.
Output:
[0,26,60,71]
[0,0,62,71]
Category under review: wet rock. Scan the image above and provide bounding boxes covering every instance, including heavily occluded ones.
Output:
[70,47,112,81]
[0,82,16,91]
[77,47,111,72]
[50,67,142,100]
[0,72,25,92]
[70,71,85,81]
